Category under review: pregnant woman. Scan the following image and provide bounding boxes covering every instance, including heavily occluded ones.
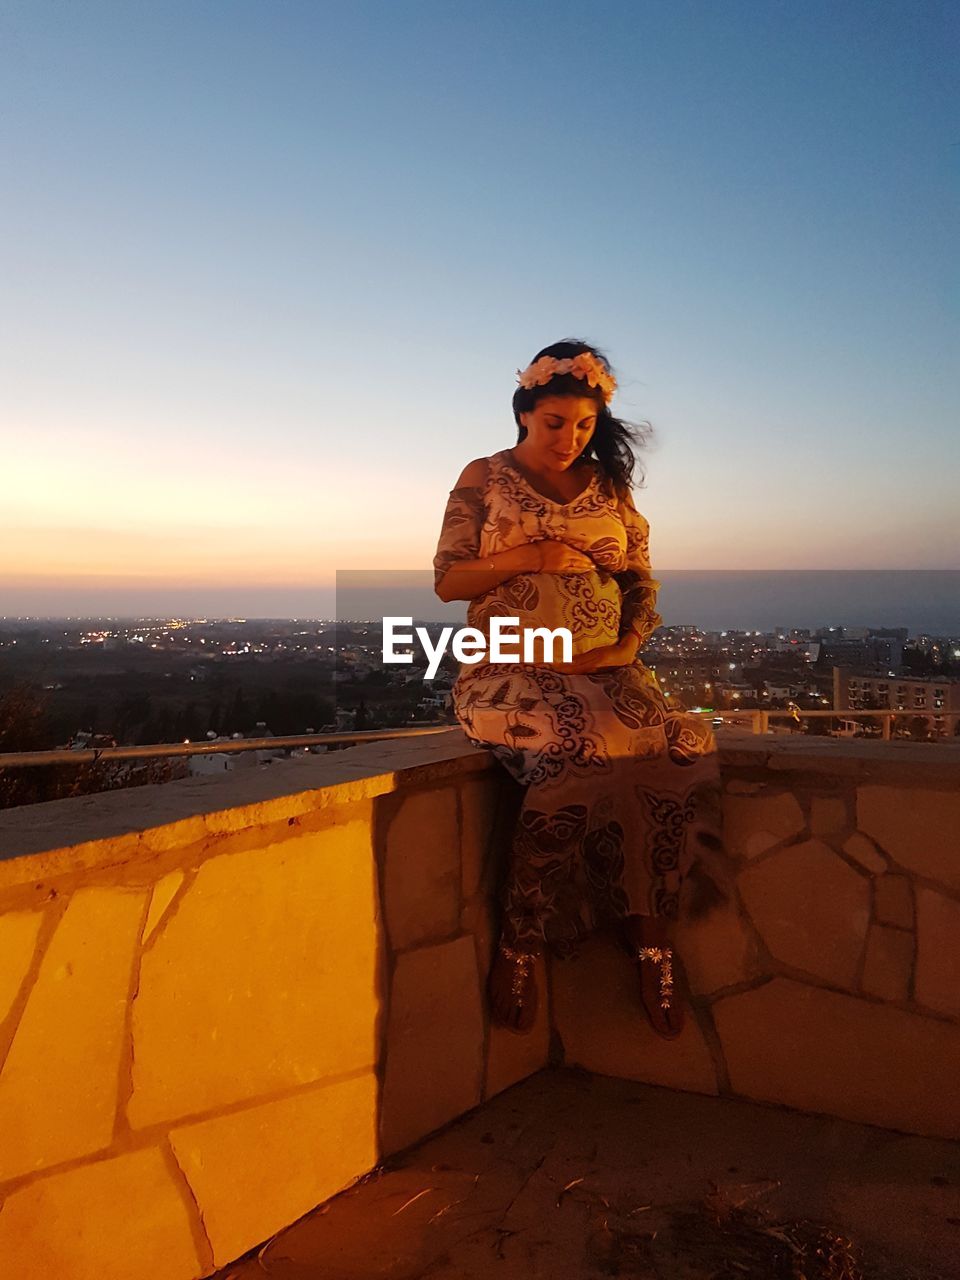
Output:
[433,339,724,1040]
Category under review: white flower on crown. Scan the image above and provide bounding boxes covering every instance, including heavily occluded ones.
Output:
[515,352,617,403]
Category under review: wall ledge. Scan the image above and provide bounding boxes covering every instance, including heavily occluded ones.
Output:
[0,727,957,888]
[716,728,960,786]
[0,730,488,885]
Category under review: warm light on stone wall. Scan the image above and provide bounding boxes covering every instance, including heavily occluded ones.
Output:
[553,740,960,1141]
[0,737,547,1279]
[0,733,957,1277]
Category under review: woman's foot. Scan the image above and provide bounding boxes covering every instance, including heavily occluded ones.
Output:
[620,915,686,1039]
[488,944,539,1034]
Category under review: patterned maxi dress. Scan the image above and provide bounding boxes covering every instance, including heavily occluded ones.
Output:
[433,449,723,957]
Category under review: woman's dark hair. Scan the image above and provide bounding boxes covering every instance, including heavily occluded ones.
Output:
[511,338,653,502]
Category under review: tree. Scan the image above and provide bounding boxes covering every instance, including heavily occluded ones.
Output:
[0,682,50,752]
[907,715,930,742]
[116,693,153,743]
[229,686,251,733]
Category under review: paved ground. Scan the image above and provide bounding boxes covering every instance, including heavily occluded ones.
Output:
[215,1069,960,1279]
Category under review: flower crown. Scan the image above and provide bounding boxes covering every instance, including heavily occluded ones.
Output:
[516,351,617,404]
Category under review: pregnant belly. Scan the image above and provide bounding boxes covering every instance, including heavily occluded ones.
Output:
[468,571,621,658]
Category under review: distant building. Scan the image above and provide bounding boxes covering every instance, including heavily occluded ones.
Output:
[68,731,117,750]
[715,680,756,706]
[189,733,259,775]
[870,636,904,668]
[774,627,812,642]
[647,656,732,708]
[818,634,903,671]
[833,668,960,735]
[419,691,451,714]
[767,683,802,700]
[188,723,283,774]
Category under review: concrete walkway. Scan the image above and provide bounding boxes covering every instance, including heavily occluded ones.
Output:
[215,1069,960,1279]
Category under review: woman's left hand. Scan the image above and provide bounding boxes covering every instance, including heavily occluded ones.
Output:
[548,635,639,673]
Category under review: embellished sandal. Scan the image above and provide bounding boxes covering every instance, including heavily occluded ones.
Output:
[488,944,538,1034]
[635,943,684,1039]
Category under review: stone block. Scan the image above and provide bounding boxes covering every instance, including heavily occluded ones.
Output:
[722,791,804,859]
[0,1146,200,1280]
[858,786,960,890]
[737,840,870,990]
[742,830,782,858]
[0,908,43,1025]
[724,779,764,795]
[381,935,484,1155]
[810,796,848,836]
[141,870,185,944]
[461,893,497,987]
[484,955,550,1100]
[551,936,719,1096]
[141,814,207,853]
[874,874,914,929]
[0,887,147,1181]
[713,977,960,1138]
[170,1072,377,1268]
[674,896,760,996]
[915,888,960,1020]
[203,797,289,836]
[460,775,501,900]
[129,820,380,1128]
[860,924,913,1003]
[842,832,887,874]
[384,789,460,950]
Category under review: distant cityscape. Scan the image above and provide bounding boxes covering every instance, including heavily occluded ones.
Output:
[0,611,957,808]
[1,614,958,756]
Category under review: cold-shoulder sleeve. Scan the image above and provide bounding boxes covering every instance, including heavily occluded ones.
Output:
[433,483,486,593]
[613,491,663,646]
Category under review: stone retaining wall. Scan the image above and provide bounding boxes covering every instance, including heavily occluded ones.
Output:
[554,735,960,1141]
[0,733,544,1279]
[0,731,957,1278]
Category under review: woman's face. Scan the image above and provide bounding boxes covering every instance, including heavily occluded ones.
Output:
[518,395,599,470]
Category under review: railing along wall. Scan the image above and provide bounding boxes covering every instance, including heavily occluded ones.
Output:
[0,709,957,774]
[694,708,960,739]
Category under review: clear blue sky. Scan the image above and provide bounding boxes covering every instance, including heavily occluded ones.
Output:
[1,0,957,615]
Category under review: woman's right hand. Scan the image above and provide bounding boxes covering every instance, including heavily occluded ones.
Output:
[534,539,595,574]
